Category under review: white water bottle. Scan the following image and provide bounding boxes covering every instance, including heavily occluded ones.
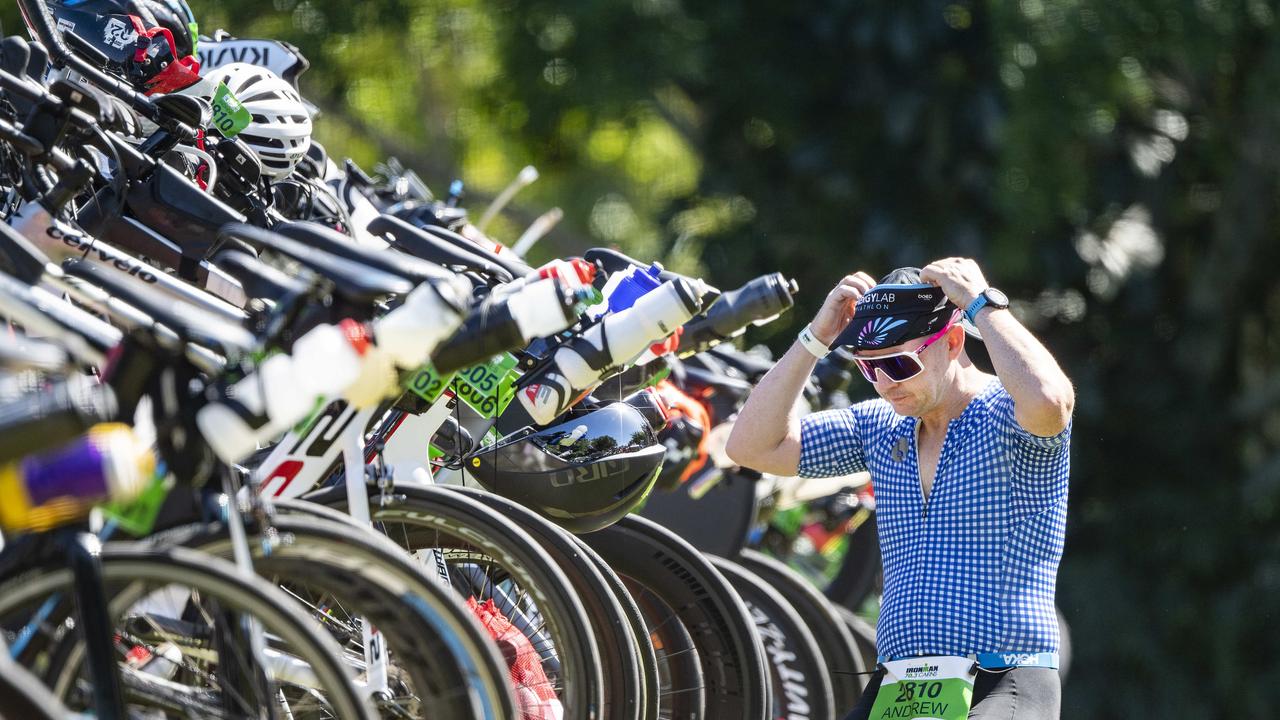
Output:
[490,257,596,299]
[196,321,369,462]
[510,277,582,339]
[372,277,471,369]
[516,278,704,425]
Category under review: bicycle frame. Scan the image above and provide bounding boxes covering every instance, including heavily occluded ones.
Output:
[10,202,246,320]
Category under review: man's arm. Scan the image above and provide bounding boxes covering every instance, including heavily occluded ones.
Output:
[723,341,817,475]
[921,258,1075,437]
[726,272,876,474]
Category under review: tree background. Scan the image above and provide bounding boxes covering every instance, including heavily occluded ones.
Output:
[6,0,1279,715]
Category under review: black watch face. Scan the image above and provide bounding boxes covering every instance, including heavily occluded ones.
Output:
[985,288,1009,308]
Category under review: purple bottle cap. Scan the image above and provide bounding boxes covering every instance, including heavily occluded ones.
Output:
[20,436,111,507]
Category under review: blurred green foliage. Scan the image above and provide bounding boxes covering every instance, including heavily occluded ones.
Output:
[3,0,1279,714]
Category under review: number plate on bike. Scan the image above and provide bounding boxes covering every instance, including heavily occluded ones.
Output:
[405,363,456,403]
[868,656,976,720]
[450,353,519,418]
[210,82,252,137]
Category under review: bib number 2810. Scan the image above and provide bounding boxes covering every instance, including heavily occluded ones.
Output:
[867,656,976,720]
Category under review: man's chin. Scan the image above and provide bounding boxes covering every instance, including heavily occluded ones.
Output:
[885,395,918,416]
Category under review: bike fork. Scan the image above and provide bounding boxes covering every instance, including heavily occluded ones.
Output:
[341,408,391,698]
[66,531,126,720]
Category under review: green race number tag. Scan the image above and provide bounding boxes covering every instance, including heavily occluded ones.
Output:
[868,656,976,720]
[403,354,519,418]
[405,363,456,404]
[450,353,519,418]
[210,82,252,137]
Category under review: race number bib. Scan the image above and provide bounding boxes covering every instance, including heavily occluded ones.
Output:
[868,656,977,720]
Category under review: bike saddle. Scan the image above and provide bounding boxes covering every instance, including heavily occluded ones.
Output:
[151,93,209,131]
[213,248,312,303]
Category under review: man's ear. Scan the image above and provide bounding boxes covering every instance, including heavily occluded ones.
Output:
[947,324,965,360]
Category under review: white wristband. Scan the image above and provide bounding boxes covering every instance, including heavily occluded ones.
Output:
[797,324,831,359]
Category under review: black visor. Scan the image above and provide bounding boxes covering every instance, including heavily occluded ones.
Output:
[833,283,957,351]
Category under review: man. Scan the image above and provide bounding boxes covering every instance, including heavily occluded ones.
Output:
[726,258,1073,719]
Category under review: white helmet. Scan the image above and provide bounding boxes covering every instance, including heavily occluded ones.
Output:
[201,62,312,180]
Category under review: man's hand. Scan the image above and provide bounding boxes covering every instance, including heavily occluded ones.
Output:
[810,272,877,345]
[920,258,989,310]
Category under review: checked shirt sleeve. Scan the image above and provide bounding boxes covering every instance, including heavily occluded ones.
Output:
[797,408,868,478]
[986,383,1071,455]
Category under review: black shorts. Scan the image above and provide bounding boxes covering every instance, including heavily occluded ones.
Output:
[841,666,1061,720]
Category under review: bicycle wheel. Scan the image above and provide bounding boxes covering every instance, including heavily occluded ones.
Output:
[626,580,704,719]
[304,482,604,719]
[0,542,374,719]
[448,485,646,720]
[582,514,769,720]
[823,513,881,613]
[830,605,878,680]
[163,511,516,719]
[737,548,867,706]
[0,647,64,720]
[757,505,882,615]
[710,555,836,720]
[573,535,662,720]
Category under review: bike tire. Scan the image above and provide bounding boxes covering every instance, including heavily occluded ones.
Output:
[737,548,867,706]
[163,511,516,720]
[824,513,882,613]
[830,605,878,679]
[582,514,769,720]
[0,542,375,720]
[0,649,64,720]
[447,485,646,720]
[573,535,662,720]
[710,554,836,720]
[626,580,704,719]
[304,482,605,719]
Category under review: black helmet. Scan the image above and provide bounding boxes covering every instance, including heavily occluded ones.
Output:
[53,0,196,56]
[140,0,197,59]
[43,0,198,91]
[466,402,665,533]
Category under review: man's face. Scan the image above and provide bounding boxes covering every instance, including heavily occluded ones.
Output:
[855,326,960,417]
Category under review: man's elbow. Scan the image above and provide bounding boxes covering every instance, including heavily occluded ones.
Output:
[1024,381,1075,435]
[1046,379,1076,423]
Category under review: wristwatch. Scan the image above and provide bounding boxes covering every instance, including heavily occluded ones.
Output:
[964,288,1009,324]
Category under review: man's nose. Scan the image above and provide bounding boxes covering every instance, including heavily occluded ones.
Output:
[873,368,899,386]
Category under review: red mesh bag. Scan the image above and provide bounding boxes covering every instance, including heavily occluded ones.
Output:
[467,597,563,720]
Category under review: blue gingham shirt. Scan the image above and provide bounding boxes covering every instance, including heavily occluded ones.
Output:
[798,378,1069,661]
